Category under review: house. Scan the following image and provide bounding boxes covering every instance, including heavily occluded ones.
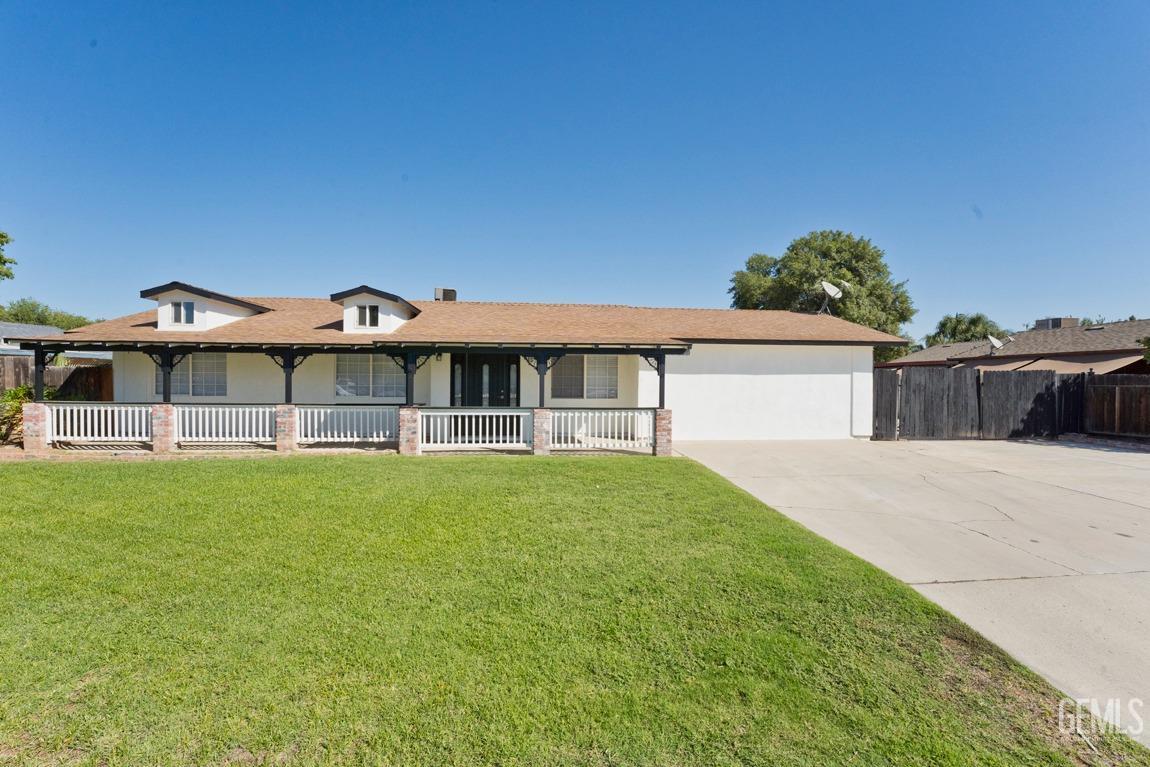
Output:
[11,281,905,454]
[879,317,1150,374]
[1,321,64,356]
[1,321,111,361]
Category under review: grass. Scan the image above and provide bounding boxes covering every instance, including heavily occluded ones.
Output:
[1,455,1145,766]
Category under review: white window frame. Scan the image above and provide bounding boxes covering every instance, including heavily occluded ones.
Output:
[335,354,404,398]
[550,354,618,400]
[171,300,195,325]
[355,304,381,329]
[153,353,227,397]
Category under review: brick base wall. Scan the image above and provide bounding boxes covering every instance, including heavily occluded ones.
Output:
[532,408,551,455]
[275,404,297,453]
[21,402,49,455]
[398,406,421,455]
[151,404,176,454]
[654,409,672,456]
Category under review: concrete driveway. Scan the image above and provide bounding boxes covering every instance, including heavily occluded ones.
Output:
[678,438,1150,743]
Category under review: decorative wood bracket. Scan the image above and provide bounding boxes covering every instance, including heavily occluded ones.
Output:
[524,353,564,374]
[385,353,432,371]
[145,351,188,369]
[266,350,312,370]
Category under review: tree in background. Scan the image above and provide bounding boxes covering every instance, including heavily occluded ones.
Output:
[729,230,915,361]
[925,313,1007,347]
[0,230,14,281]
[0,298,93,330]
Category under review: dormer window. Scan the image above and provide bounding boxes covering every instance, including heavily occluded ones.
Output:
[356,305,380,329]
[171,301,195,325]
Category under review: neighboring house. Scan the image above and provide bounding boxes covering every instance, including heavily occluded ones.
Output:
[1,321,111,361]
[880,316,1150,374]
[10,281,905,448]
[1,321,64,355]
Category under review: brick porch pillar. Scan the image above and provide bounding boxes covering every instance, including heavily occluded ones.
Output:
[398,406,421,455]
[275,404,297,453]
[21,402,49,455]
[151,403,177,454]
[532,408,551,455]
[653,409,672,456]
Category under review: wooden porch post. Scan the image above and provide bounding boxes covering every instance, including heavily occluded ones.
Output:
[404,352,417,406]
[535,353,548,408]
[283,349,295,404]
[33,347,46,401]
[656,352,666,409]
[160,348,173,403]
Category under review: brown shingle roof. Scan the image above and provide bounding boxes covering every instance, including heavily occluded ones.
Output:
[948,318,1150,360]
[878,318,1150,368]
[10,296,907,348]
[877,340,985,367]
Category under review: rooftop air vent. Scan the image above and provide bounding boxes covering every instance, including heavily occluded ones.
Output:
[435,287,457,302]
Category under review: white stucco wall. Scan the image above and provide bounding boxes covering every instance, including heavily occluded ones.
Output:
[112,352,431,405]
[338,294,412,333]
[518,354,640,409]
[153,291,255,331]
[112,344,873,439]
[637,343,874,440]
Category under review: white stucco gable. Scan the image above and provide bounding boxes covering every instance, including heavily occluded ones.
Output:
[329,286,420,334]
[140,282,270,332]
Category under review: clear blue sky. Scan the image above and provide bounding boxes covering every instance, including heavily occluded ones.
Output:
[2,1,1147,341]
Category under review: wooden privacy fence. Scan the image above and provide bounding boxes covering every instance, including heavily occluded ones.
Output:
[874,368,1145,440]
[0,357,113,400]
[1084,375,1150,438]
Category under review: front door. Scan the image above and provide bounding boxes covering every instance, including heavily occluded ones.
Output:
[451,353,520,407]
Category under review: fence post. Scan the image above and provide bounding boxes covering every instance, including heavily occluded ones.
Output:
[532,408,551,455]
[398,406,421,455]
[275,404,298,453]
[21,402,50,455]
[152,404,176,454]
[654,409,672,456]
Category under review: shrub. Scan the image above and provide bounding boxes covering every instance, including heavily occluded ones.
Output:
[0,384,58,444]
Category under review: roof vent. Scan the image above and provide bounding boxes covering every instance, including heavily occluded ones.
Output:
[435,287,457,302]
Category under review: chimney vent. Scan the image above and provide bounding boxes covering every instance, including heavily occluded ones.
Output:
[435,287,457,302]
[1034,317,1078,330]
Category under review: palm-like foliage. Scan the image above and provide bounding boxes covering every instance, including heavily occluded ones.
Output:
[925,313,1006,347]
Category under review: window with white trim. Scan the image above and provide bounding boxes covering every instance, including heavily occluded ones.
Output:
[171,301,195,325]
[153,353,227,396]
[335,354,404,397]
[355,305,381,328]
[550,354,618,400]
[586,355,618,398]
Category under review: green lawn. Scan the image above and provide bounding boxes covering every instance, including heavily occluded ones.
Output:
[1,455,1144,766]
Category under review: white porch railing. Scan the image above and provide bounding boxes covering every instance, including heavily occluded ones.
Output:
[551,408,655,451]
[298,405,398,443]
[420,408,533,450]
[46,403,152,444]
[175,404,276,444]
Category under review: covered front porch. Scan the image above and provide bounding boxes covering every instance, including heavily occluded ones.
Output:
[20,341,683,456]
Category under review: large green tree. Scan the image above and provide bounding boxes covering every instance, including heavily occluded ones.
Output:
[925,313,1007,347]
[729,230,915,361]
[0,298,93,330]
[0,230,14,281]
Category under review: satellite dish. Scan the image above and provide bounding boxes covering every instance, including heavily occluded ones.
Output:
[988,335,1004,350]
[821,280,843,299]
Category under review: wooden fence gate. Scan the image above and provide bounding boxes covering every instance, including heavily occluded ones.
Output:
[897,367,980,439]
[1085,374,1150,438]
